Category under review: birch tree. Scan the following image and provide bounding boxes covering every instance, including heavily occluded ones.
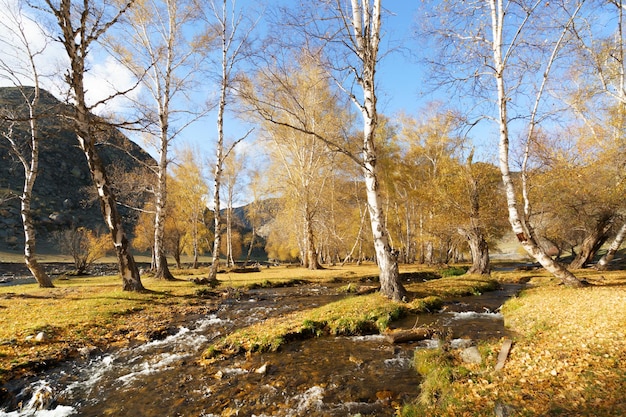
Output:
[490,0,584,285]
[424,0,585,286]
[42,0,144,291]
[0,0,53,287]
[199,0,255,282]
[110,0,202,280]
[243,0,405,300]
[569,0,626,269]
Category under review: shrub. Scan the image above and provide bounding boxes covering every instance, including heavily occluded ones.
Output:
[440,266,468,277]
[52,227,111,274]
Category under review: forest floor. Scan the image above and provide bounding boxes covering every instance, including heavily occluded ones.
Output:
[0,262,625,416]
[404,268,626,417]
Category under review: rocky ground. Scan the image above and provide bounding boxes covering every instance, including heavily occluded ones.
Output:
[0,262,136,283]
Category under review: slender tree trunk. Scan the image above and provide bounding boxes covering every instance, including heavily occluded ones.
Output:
[209,197,222,281]
[303,201,321,270]
[596,221,626,270]
[208,85,225,281]
[350,0,405,301]
[21,133,53,286]
[153,124,174,280]
[245,226,256,266]
[7,90,54,287]
[22,204,53,287]
[192,220,200,269]
[226,203,235,267]
[489,0,581,287]
[305,219,322,270]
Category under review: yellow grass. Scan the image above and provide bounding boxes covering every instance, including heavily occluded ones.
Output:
[401,269,626,417]
[0,263,399,381]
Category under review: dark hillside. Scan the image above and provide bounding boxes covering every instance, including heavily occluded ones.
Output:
[0,87,155,252]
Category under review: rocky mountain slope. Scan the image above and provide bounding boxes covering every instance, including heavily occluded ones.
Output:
[0,87,154,252]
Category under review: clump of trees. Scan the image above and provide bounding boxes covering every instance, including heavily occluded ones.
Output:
[2,0,626,296]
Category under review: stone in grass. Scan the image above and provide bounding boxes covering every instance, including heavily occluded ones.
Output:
[35,332,47,342]
[495,400,516,417]
[459,346,482,364]
[255,362,269,374]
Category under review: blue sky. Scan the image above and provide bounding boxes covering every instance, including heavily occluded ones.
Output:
[177,1,478,165]
[0,0,497,182]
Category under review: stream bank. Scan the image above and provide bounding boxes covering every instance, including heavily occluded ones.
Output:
[1,281,523,417]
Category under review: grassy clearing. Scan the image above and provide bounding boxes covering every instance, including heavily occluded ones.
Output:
[401,269,626,417]
[0,275,212,383]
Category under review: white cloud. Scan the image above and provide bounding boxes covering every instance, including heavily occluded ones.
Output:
[84,54,141,116]
[0,0,140,117]
[0,0,66,95]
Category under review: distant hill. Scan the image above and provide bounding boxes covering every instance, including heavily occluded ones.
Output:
[0,87,155,252]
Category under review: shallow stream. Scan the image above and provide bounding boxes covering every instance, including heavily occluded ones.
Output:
[0,282,522,417]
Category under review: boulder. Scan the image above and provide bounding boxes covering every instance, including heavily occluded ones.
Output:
[459,346,482,364]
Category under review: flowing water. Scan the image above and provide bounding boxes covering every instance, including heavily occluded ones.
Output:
[0,282,522,417]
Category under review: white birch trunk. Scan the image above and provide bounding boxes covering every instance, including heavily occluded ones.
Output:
[47,0,144,291]
[489,0,582,287]
[350,0,405,300]
[5,89,54,287]
[226,197,234,267]
[596,222,626,270]
[21,90,53,287]
[209,140,223,281]
[153,114,174,279]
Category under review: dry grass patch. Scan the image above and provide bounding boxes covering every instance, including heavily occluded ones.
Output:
[402,270,626,417]
[0,275,211,383]
[172,263,382,286]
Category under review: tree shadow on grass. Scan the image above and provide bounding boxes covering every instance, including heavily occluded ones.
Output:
[0,293,53,300]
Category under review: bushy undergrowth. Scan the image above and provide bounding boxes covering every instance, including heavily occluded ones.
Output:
[439,266,468,277]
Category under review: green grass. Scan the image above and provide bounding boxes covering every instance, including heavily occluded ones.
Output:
[412,347,456,408]
[203,292,409,358]
[439,266,468,277]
